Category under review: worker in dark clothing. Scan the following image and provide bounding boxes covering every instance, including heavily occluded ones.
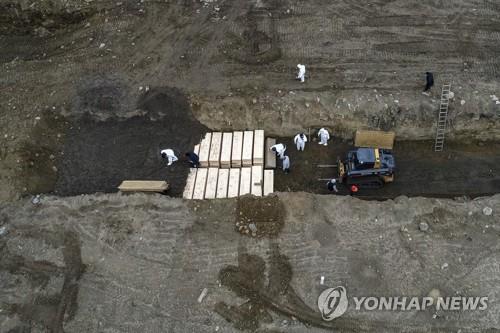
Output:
[185,152,200,168]
[327,179,339,193]
[424,72,434,92]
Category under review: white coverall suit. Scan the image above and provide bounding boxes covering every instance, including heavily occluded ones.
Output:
[282,155,290,172]
[296,64,306,83]
[294,133,308,151]
[161,149,178,166]
[270,143,286,159]
[318,128,330,146]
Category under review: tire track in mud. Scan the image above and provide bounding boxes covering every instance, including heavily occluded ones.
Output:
[215,243,478,332]
[1,229,84,332]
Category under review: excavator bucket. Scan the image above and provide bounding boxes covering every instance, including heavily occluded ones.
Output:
[354,130,395,150]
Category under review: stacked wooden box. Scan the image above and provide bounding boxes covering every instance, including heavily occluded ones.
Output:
[182,129,274,200]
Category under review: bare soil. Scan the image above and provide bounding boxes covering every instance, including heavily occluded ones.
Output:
[54,88,208,197]
[236,196,285,238]
[1,193,499,332]
[1,1,500,332]
[274,136,500,199]
[1,0,500,200]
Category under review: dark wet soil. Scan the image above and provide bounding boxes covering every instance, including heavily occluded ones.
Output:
[216,243,293,331]
[17,110,68,195]
[54,88,208,197]
[274,136,500,199]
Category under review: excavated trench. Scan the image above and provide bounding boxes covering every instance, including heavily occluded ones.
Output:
[18,89,498,200]
[51,127,499,200]
[273,137,500,200]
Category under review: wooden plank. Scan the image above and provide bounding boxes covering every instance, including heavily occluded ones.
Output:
[263,170,274,196]
[216,168,229,198]
[251,165,263,196]
[227,168,240,198]
[242,131,254,166]
[265,138,276,169]
[198,133,212,167]
[192,168,208,199]
[354,130,395,150]
[231,131,243,167]
[220,133,232,168]
[118,180,169,193]
[182,168,197,199]
[204,168,219,199]
[239,167,252,196]
[253,130,265,165]
[193,144,200,156]
[208,132,222,167]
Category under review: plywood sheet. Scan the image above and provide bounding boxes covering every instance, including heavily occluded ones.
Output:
[239,167,252,196]
[216,168,229,198]
[204,168,219,199]
[227,168,240,198]
[192,168,208,199]
[253,130,265,165]
[231,131,243,167]
[263,170,274,196]
[242,131,254,166]
[354,130,395,149]
[265,138,276,168]
[220,133,232,168]
[182,168,197,199]
[251,165,263,196]
[118,180,169,192]
[198,133,212,167]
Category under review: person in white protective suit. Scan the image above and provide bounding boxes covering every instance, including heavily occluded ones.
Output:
[296,64,306,83]
[161,148,178,166]
[318,128,330,146]
[294,133,308,151]
[282,155,290,174]
[270,143,286,159]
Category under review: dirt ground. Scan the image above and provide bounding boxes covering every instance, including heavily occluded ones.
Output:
[1,1,500,332]
[1,193,499,332]
[54,88,208,197]
[274,135,500,198]
[1,0,500,200]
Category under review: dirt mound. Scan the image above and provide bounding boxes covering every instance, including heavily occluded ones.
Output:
[235,196,285,238]
[54,87,208,196]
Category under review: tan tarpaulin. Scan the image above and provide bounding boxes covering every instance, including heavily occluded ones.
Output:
[354,130,395,149]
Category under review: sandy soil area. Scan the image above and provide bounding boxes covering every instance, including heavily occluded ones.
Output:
[0,193,499,332]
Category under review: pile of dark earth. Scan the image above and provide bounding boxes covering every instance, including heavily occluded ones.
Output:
[55,87,208,197]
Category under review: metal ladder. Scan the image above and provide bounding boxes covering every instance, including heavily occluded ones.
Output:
[434,83,451,152]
